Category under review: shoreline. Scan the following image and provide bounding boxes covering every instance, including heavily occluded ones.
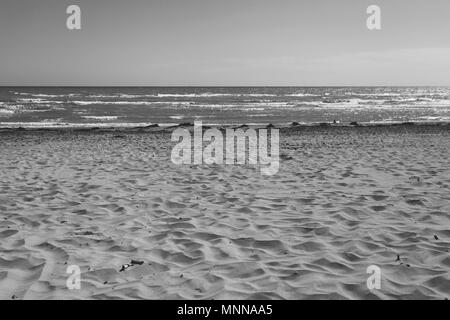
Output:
[0,121,449,133]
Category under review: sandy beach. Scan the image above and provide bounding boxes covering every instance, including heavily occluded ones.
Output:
[0,124,449,300]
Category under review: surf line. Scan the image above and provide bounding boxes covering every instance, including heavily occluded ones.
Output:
[171,121,279,175]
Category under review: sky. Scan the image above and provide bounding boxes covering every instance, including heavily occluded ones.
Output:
[1,0,450,86]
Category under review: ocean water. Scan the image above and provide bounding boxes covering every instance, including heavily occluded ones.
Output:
[1,87,450,128]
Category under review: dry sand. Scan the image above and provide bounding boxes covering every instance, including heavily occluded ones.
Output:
[0,124,449,300]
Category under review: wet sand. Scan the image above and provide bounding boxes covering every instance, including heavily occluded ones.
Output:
[0,124,449,299]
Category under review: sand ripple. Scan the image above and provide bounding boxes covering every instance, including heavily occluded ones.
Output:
[0,126,449,299]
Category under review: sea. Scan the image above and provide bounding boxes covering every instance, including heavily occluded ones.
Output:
[1,87,450,128]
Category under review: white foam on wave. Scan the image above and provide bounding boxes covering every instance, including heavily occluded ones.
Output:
[0,122,174,128]
[0,103,25,115]
[156,93,278,98]
[17,98,66,104]
[72,100,178,106]
[286,93,319,97]
[296,98,450,109]
[81,116,120,121]
[12,92,80,98]
[0,109,15,115]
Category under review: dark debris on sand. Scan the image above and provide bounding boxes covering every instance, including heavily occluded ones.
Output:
[119,260,145,272]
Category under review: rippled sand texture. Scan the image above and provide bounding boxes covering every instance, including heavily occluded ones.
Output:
[0,125,449,300]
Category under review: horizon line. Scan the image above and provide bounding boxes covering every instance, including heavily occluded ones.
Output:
[2,85,450,88]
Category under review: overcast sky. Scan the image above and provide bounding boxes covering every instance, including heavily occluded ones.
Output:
[1,0,450,86]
